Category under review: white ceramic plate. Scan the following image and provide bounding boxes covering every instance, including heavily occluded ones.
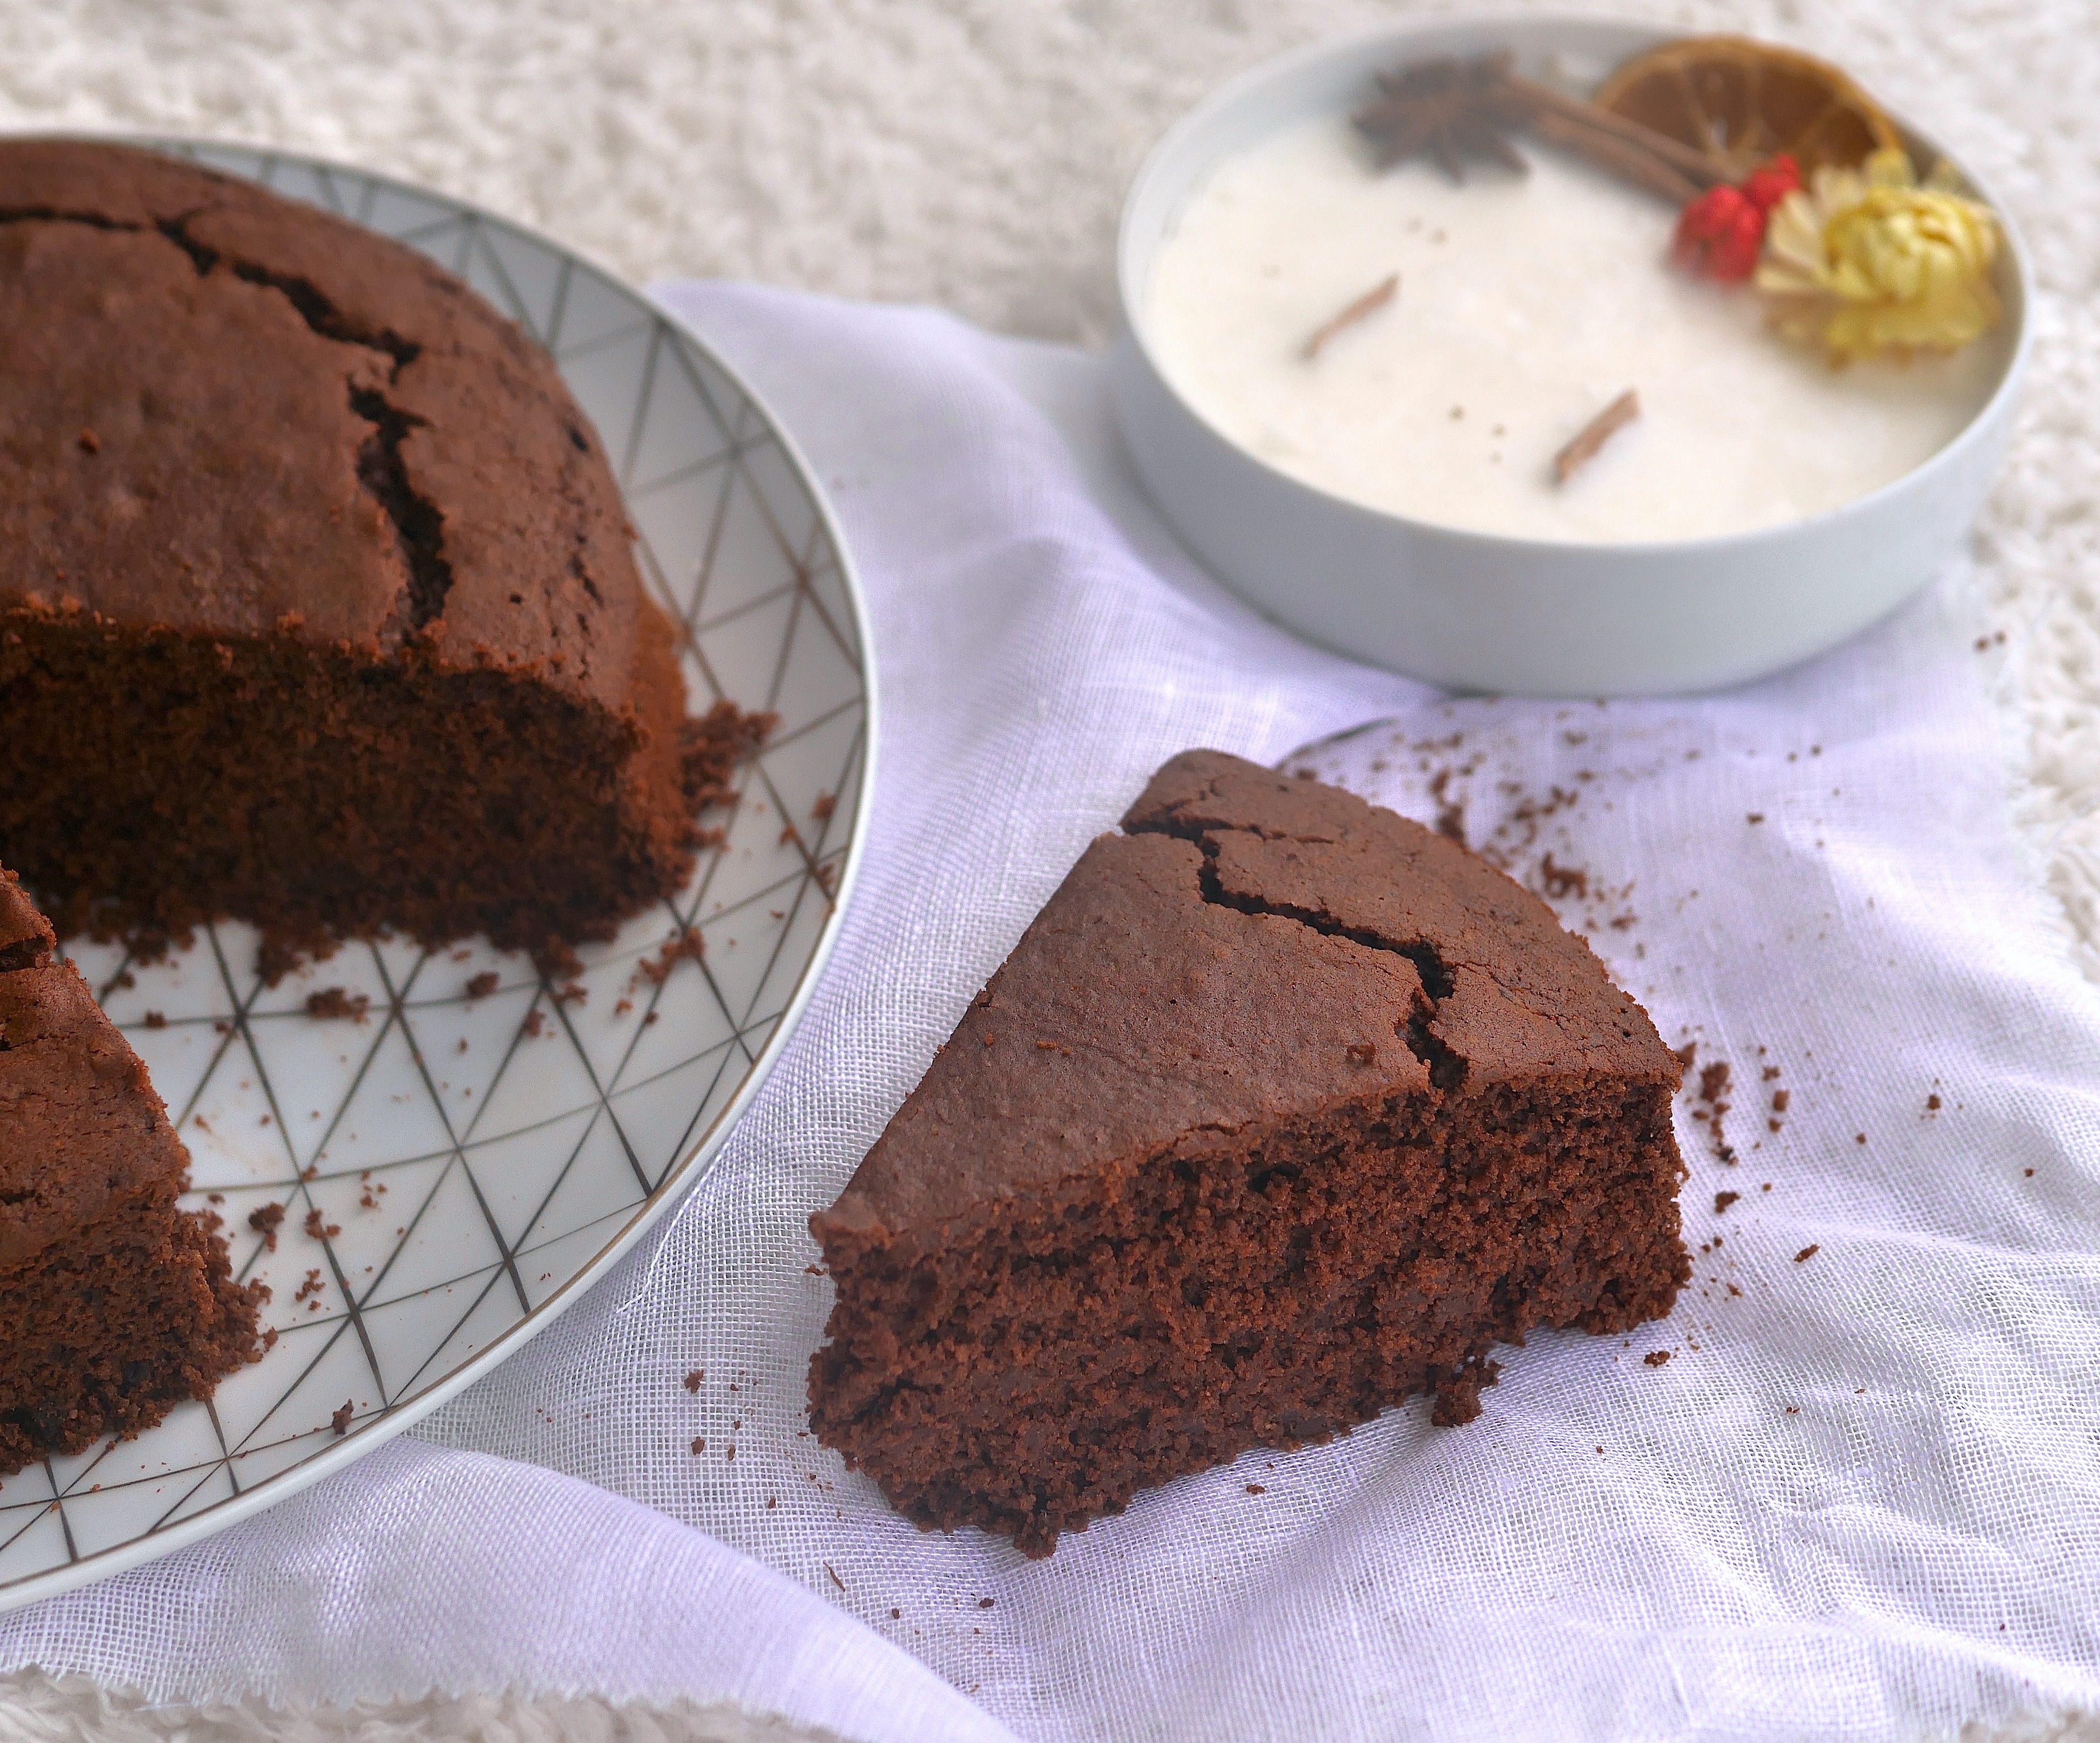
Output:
[0,140,874,1609]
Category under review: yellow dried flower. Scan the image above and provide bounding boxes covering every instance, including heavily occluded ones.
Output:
[1755,147,2001,363]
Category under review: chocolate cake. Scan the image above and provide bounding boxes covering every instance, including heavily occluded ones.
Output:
[0,868,262,1472]
[0,140,761,969]
[809,750,1688,1556]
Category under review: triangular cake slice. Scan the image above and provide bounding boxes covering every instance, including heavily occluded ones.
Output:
[809,750,1687,1556]
[0,868,262,1470]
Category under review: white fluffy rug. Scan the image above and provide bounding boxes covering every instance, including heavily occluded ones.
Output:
[1,0,2095,1738]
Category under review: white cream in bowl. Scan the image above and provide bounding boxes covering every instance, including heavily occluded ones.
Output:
[1145,114,2008,545]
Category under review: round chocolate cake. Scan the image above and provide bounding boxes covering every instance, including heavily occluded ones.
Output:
[0,139,762,971]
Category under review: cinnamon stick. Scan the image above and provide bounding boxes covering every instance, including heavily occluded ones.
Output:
[1506,73,1728,188]
[1553,389,1641,484]
[1529,111,1703,205]
[1302,272,1400,361]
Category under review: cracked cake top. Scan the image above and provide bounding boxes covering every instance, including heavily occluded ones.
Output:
[0,140,645,711]
[819,749,1677,1240]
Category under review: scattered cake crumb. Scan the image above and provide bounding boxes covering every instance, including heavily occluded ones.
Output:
[304,987,370,1023]
[1245,1483,1266,1495]
[465,971,499,999]
[690,1437,704,1454]
[1714,1191,1740,1213]
[303,1208,341,1240]
[1926,1093,1941,1111]
[247,1203,286,1251]
[521,1009,545,1038]
[683,1369,704,1391]
[638,928,706,987]
[141,1010,167,1028]
[1794,1245,1820,1263]
[1643,1351,1671,1367]
[330,1399,353,1435]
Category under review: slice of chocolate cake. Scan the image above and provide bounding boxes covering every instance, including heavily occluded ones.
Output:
[809,749,1687,1556]
[0,869,262,1472]
[0,140,762,971]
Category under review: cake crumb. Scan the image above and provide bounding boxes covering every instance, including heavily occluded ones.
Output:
[1714,1190,1740,1213]
[303,1208,341,1240]
[304,987,370,1023]
[813,791,836,821]
[1643,1350,1671,1367]
[330,1399,353,1435]
[690,1437,705,1454]
[977,1597,995,1609]
[522,1009,546,1038]
[142,1010,167,1028]
[1926,1093,1941,1111]
[1429,1356,1500,1427]
[1245,1483,1266,1495]
[683,1369,704,1391]
[247,1203,285,1250]
[638,928,706,987]
[1795,1244,1820,1263]
[465,971,499,999]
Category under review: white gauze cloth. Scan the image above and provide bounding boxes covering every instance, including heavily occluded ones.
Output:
[0,283,2096,1741]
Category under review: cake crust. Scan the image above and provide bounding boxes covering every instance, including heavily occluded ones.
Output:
[810,750,1688,1555]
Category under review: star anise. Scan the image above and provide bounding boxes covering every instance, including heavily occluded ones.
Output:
[1353,52,1531,183]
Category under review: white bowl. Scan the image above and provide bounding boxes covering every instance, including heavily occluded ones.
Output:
[1109,16,2032,697]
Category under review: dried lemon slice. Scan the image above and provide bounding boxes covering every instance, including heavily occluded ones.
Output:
[1592,35,1901,180]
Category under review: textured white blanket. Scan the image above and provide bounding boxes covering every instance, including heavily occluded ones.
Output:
[1,2,2095,1740]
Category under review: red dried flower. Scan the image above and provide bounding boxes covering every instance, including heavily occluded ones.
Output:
[1673,155,1803,282]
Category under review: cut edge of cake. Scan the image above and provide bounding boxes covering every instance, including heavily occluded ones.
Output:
[0,867,266,1473]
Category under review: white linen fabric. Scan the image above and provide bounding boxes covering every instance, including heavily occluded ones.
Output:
[0,283,2095,1741]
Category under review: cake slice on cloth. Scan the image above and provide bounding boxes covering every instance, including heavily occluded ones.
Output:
[0,868,262,1472]
[809,749,1688,1556]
